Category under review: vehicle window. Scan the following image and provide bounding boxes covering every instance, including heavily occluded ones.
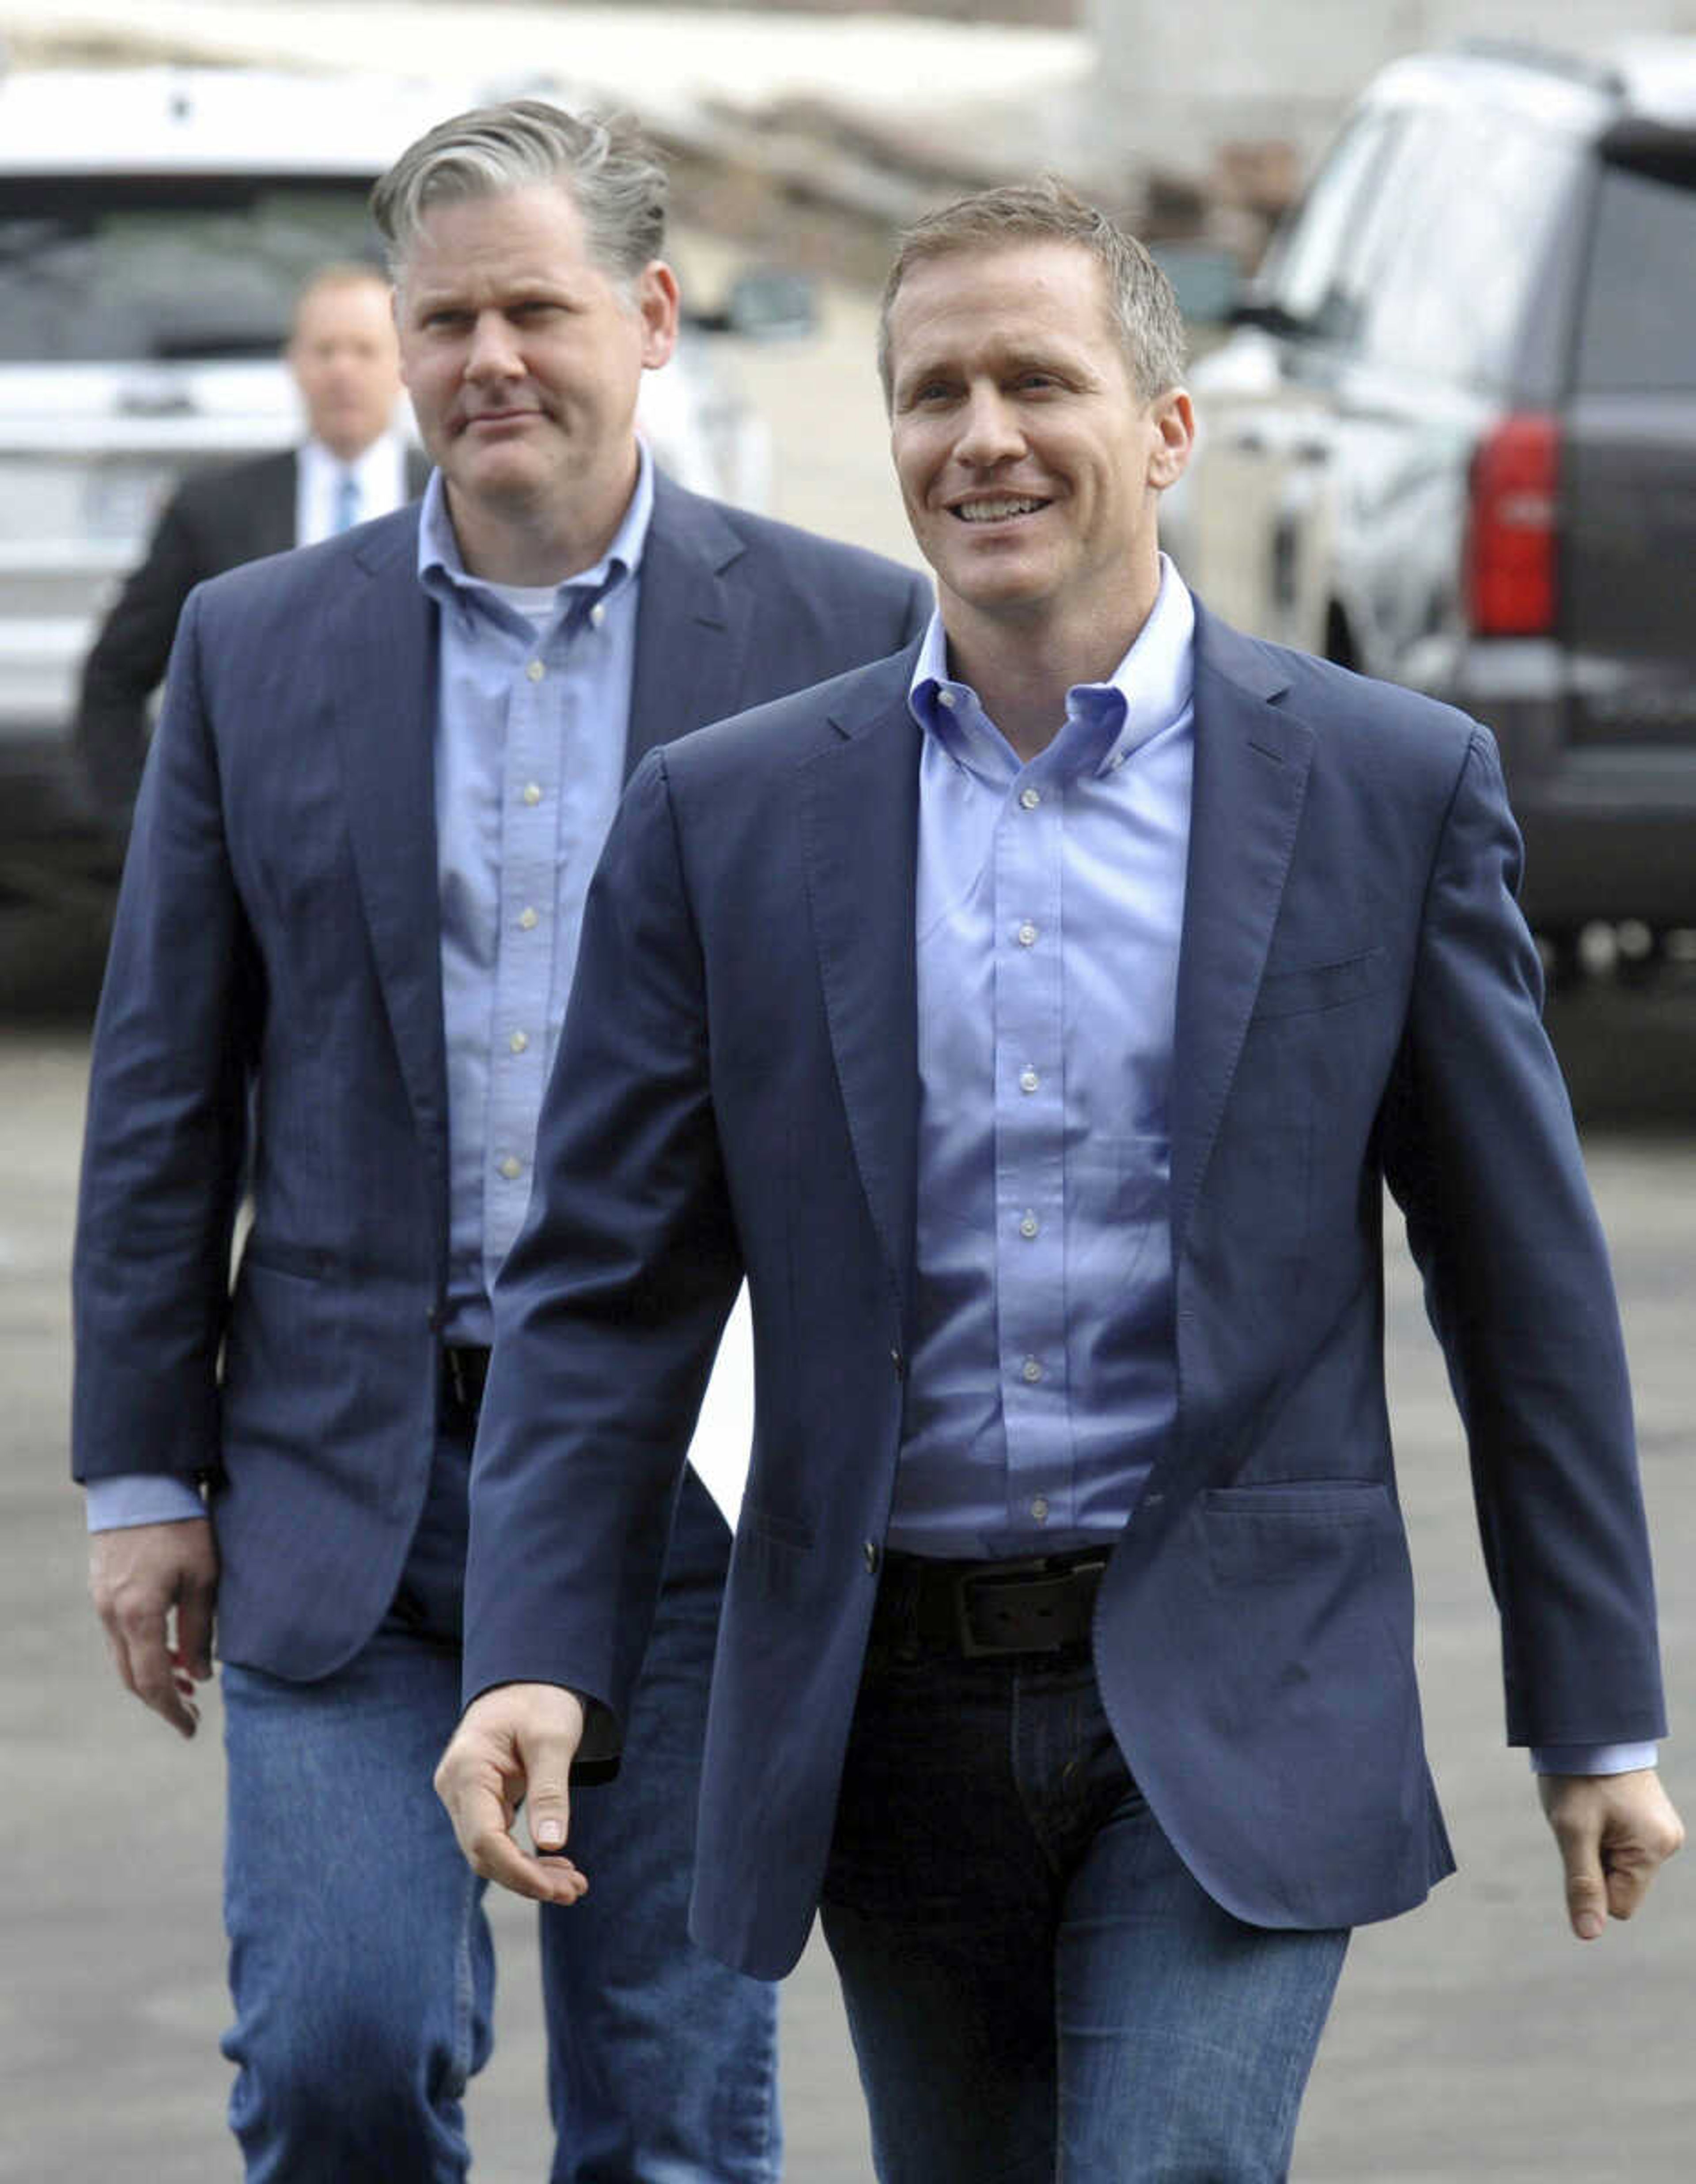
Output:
[1349,110,1573,391]
[1263,108,1402,343]
[1573,157,1696,391]
[0,176,382,361]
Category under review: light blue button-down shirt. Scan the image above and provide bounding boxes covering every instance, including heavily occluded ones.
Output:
[892,559,1195,1561]
[421,454,651,1341]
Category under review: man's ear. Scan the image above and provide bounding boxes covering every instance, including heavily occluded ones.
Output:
[636,261,681,372]
[1147,387,1196,491]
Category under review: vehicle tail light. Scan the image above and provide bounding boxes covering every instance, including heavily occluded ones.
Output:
[1463,412,1560,637]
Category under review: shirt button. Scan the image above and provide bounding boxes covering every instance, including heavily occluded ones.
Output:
[1016,921,1038,948]
[497,1155,523,1181]
[937,688,956,710]
[1018,1067,1040,1094]
[1110,751,1127,770]
[589,601,606,629]
[1021,1357,1043,1384]
[1019,786,1041,811]
[1030,1495,1049,1524]
[509,1030,529,1055]
[518,907,539,931]
[1019,1212,1039,1240]
[526,658,545,683]
[522,783,542,807]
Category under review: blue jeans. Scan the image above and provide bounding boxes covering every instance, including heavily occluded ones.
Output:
[221,1451,779,2183]
[819,1556,1349,2183]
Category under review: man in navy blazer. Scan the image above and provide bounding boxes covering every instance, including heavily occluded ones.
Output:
[439,183,1681,2176]
[72,102,928,2183]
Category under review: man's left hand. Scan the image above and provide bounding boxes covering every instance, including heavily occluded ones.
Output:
[1540,1768,1684,1939]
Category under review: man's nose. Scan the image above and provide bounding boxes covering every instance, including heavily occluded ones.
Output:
[953,386,1025,467]
[464,311,523,382]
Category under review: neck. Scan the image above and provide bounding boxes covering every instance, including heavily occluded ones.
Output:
[446,482,626,589]
[318,428,384,466]
[942,576,1162,764]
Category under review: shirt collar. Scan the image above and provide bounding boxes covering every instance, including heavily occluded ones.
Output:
[302,428,401,494]
[908,553,1196,784]
[416,438,654,611]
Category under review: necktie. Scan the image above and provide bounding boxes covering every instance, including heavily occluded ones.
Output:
[333,470,361,533]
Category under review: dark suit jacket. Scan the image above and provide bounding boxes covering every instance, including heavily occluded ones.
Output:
[73,441,431,823]
[463,603,1666,1979]
[71,474,932,1682]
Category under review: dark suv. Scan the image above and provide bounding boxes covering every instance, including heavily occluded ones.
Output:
[1166,41,1696,958]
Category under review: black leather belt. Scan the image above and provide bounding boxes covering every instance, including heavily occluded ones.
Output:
[905,1547,1109,1659]
[439,1343,492,1420]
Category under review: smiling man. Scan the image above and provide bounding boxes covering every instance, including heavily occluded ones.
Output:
[71,100,928,2183]
[435,178,1682,2179]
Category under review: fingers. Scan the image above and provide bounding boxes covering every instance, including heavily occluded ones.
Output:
[435,1684,589,1907]
[1541,1771,1685,1940]
[88,1519,219,1741]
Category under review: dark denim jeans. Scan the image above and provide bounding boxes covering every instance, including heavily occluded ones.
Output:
[220,1449,778,2183]
[819,1555,1349,2183]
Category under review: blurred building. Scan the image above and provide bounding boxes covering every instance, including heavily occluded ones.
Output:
[1086,0,1696,199]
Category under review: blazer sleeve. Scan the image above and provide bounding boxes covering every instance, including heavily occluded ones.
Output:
[71,584,258,1486]
[463,745,743,1759]
[1382,727,1665,1748]
[73,485,210,827]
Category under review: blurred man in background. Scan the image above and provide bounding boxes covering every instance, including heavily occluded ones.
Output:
[72,99,928,2183]
[74,261,425,828]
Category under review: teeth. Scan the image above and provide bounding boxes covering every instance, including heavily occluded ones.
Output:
[956,497,1044,523]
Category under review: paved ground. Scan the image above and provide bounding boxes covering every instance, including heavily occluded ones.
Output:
[4,985,1693,2181]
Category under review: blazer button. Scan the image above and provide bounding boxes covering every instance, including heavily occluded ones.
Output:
[863,1540,880,1574]
[890,1347,905,1379]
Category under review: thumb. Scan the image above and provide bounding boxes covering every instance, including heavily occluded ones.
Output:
[521,1702,583,1856]
[528,1774,572,1856]
[1560,1829,1608,1941]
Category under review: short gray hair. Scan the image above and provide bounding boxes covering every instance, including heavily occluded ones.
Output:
[878,178,1186,405]
[371,99,667,290]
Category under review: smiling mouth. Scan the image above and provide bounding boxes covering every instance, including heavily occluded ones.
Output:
[951,495,1048,524]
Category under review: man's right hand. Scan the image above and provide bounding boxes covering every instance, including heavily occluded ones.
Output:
[88,1517,219,1740]
[435,1684,590,1907]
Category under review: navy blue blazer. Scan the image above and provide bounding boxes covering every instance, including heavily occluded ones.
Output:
[464,604,1666,1978]
[71,473,931,1680]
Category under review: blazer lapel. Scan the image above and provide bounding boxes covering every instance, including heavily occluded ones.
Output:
[1168,607,1314,1265]
[801,658,924,1316]
[329,515,450,1177]
[625,474,748,777]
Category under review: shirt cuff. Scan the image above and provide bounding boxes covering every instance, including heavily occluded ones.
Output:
[85,1474,207,1532]
[1529,1742,1659,1776]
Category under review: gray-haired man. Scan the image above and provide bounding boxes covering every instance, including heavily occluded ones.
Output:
[73,100,929,2180]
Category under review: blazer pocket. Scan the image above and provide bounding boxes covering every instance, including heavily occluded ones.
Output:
[1200,1479,1389,1586]
[1252,946,1387,1021]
